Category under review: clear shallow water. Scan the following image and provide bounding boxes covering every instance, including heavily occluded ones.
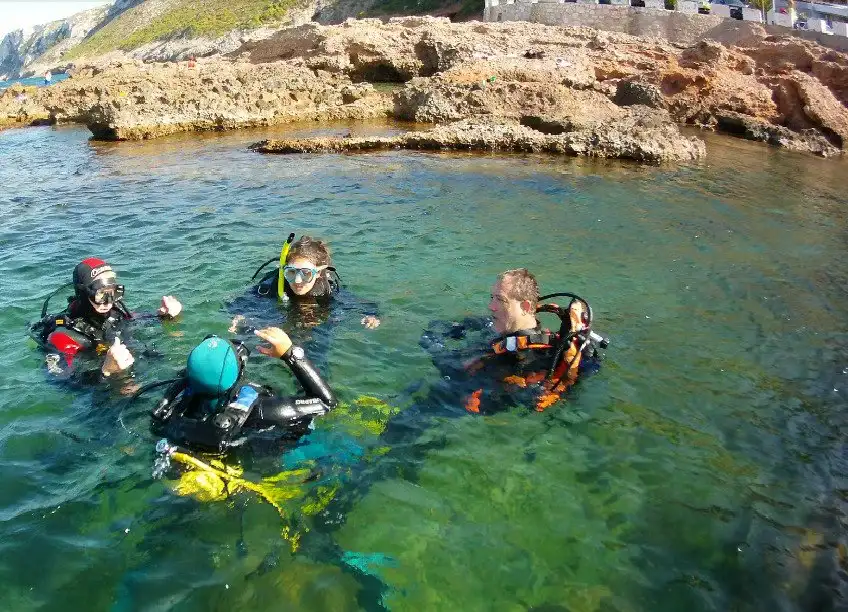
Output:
[0,123,846,611]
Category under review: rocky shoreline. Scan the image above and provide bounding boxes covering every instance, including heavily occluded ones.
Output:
[251,112,706,163]
[1,17,846,161]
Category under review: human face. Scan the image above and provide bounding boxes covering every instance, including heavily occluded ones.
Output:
[87,283,123,314]
[89,295,114,314]
[285,257,324,295]
[489,279,528,335]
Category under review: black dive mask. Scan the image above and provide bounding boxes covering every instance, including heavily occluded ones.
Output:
[87,284,125,306]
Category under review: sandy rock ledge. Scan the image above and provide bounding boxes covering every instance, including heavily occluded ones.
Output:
[251,111,706,163]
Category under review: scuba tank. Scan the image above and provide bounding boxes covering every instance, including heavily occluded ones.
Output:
[536,292,609,383]
[152,382,267,453]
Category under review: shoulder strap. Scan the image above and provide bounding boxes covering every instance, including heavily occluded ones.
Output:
[491,329,554,355]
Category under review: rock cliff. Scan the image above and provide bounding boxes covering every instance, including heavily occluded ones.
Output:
[0,3,114,80]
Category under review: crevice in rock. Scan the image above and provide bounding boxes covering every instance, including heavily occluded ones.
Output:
[816,124,843,149]
[520,115,568,135]
[413,41,441,78]
[348,56,410,83]
[87,122,119,140]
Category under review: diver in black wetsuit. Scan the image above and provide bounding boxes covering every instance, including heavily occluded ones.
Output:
[30,257,183,382]
[417,267,607,416]
[148,327,336,453]
[228,236,380,362]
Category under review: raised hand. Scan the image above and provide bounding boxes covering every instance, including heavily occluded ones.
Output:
[158,295,183,319]
[254,327,293,359]
[102,337,135,376]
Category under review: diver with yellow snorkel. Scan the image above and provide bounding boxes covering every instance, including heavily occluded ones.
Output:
[227,235,381,358]
[254,234,340,303]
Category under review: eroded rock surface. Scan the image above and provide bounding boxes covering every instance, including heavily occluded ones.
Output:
[1,18,845,158]
[252,110,706,164]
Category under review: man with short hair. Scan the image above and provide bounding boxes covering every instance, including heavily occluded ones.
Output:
[299,268,608,569]
[488,268,541,336]
[421,267,605,414]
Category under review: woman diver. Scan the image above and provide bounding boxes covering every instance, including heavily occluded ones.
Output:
[227,235,381,367]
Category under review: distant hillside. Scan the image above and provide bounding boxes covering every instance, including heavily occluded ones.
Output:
[0,0,482,80]
[0,3,111,80]
[64,0,300,60]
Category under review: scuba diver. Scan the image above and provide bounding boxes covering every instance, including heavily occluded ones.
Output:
[126,329,396,608]
[146,327,336,453]
[228,235,380,350]
[30,258,183,381]
[418,267,609,416]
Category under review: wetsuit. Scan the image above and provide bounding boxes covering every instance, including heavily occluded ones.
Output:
[152,345,337,453]
[31,298,135,381]
[227,268,379,368]
[419,310,600,416]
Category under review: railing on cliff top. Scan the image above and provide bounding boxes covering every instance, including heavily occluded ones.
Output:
[483,0,848,37]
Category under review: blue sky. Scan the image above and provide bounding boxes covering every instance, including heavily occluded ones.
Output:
[0,1,112,38]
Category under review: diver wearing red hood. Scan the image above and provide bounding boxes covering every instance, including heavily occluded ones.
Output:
[31,258,183,381]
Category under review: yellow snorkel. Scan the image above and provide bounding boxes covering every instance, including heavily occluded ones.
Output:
[277,232,295,299]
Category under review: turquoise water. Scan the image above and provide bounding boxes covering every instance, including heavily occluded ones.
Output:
[0,123,846,611]
[0,73,69,90]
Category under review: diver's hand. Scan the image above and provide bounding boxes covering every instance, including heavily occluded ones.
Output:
[102,337,135,376]
[255,327,293,359]
[158,295,182,318]
[361,315,381,330]
[229,315,246,334]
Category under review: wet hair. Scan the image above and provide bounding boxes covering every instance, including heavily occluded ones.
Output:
[497,268,540,309]
[288,236,331,267]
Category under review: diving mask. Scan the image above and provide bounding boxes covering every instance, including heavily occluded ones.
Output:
[283,265,320,284]
[89,284,124,305]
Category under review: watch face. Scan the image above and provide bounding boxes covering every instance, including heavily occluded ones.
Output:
[292,346,305,360]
